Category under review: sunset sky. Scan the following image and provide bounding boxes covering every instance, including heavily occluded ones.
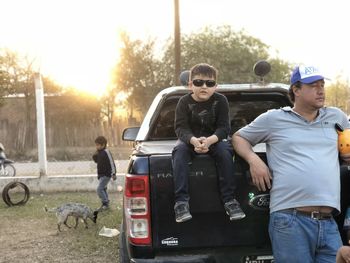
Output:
[1,0,350,95]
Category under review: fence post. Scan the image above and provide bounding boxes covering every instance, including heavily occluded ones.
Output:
[34,73,47,177]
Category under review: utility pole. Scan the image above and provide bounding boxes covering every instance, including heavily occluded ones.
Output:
[174,0,181,85]
[34,73,47,177]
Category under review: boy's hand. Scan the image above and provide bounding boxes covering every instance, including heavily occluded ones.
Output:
[197,135,218,153]
[191,137,209,153]
[197,137,209,153]
[195,146,209,153]
[112,174,117,181]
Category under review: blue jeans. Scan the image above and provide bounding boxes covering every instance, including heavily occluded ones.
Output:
[97,176,111,206]
[172,140,236,203]
[269,209,342,263]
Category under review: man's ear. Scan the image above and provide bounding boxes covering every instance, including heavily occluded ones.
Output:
[292,85,300,98]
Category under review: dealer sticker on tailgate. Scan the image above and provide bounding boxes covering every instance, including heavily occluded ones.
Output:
[243,255,274,263]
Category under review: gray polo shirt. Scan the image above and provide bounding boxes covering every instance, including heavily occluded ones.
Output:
[238,106,349,213]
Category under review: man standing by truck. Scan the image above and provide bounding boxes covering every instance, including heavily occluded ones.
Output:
[172,63,245,223]
[232,65,350,262]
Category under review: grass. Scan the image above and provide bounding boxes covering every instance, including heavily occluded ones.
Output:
[0,190,123,262]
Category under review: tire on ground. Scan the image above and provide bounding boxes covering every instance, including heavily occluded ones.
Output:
[2,182,30,206]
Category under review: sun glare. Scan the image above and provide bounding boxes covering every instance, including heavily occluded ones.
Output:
[1,0,174,96]
[115,91,129,104]
[2,0,350,92]
[42,52,117,97]
[37,23,121,97]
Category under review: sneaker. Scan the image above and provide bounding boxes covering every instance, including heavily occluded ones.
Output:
[224,199,246,220]
[100,205,109,211]
[174,201,192,223]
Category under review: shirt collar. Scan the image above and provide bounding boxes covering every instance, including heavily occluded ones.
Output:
[281,106,326,121]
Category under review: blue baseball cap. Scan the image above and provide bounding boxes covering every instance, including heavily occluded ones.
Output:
[290,65,326,86]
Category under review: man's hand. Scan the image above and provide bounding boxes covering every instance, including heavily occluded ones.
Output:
[248,155,272,192]
[341,153,350,164]
[232,134,272,191]
[112,174,117,181]
[336,246,350,263]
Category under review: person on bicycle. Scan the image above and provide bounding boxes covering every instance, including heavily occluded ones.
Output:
[0,143,6,170]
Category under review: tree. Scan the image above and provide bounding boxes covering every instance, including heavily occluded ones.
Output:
[42,76,65,94]
[111,32,161,122]
[99,86,118,144]
[0,67,10,106]
[0,49,65,150]
[43,87,102,148]
[0,61,11,95]
[326,77,350,114]
[160,25,291,85]
[0,49,19,105]
[110,26,292,123]
[0,49,37,149]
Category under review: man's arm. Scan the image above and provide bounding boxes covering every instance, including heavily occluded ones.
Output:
[232,132,272,191]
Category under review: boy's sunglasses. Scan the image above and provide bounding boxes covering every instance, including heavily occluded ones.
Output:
[192,79,216,88]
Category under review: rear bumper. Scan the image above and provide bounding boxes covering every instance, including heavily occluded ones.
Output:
[132,255,214,263]
[131,247,273,263]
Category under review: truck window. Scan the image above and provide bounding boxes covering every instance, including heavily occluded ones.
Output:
[148,92,290,140]
[228,93,288,135]
[150,99,178,140]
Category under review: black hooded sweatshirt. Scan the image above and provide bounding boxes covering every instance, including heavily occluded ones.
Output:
[92,148,116,179]
[174,92,230,144]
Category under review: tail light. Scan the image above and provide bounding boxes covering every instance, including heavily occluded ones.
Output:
[124,174,151,245]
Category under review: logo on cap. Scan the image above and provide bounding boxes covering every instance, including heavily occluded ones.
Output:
[290,64,326,85]
[299,65,320,79]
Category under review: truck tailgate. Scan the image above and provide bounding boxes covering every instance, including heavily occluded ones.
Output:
[149,153,271,250]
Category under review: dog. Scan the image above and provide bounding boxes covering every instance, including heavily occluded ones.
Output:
[44,203,99,231]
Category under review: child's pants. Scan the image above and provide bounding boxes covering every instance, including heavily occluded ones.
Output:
[97,176,111,206]
[172,140,236,203]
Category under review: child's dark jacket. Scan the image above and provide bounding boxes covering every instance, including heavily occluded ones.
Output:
[174,92,230,144]
[92,148,116,179]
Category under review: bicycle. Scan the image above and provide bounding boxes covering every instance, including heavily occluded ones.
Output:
[0,159,16,177]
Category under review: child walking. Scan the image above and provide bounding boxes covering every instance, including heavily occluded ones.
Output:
[93,136,117,210]
[0,143,6,172]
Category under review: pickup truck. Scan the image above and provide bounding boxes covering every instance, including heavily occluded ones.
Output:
[118,69,350,262]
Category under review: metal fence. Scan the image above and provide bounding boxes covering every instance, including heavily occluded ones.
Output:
[0,75,135,177]
[13,159,129,177]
